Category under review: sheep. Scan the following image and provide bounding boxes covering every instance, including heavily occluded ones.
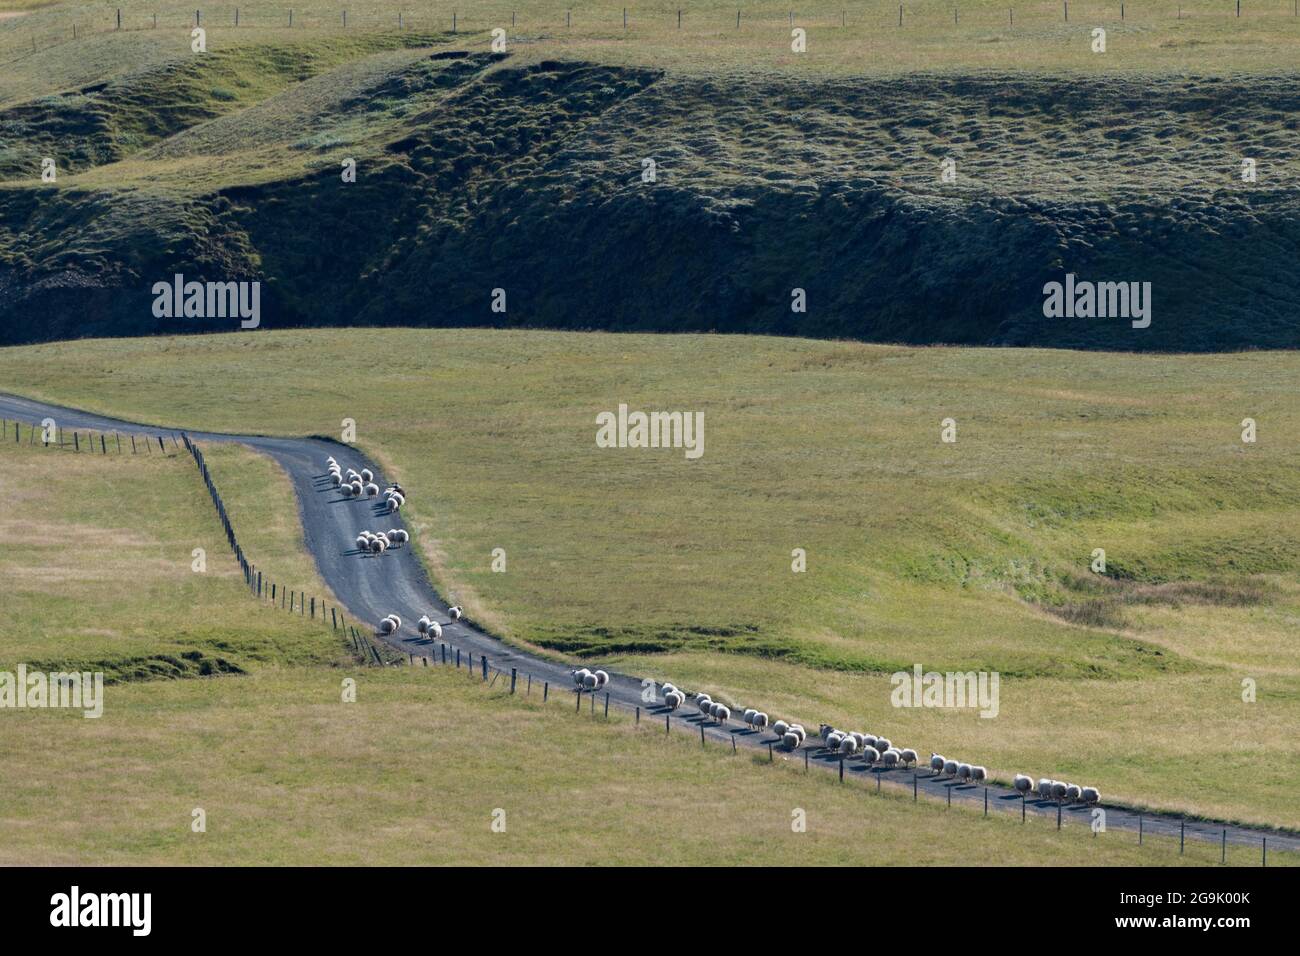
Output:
[972,766,987,784]
[1081,786,1101,805]
[782,731,800,749]
[943,759,959,778]
[378,617,397,635]
[860,745,880,765]
[1037,778,1054,800]
[581,673,598,691]
[593,670,609,690]
[819,724,835,742]
[930,753,946,774]
[661,682,678,698]
[331,473,344,487]
[355,534,369,551]
[368,537,384,554]
[752,712,768,731]
[899,748,918,768]
[664,691,684,711]
[788,724,807,745]
[386,497,402,514]
[448,606,463,621]
[386,614,401,629]
[881,749,901,769]
[360,468,374,483]
[1013,774,1034,796]
[1064,783,1082,803]
[417,616,431,635]
[388,529,409,546]
[957,763,972,783]
[848,732,865,749]
[350,481,364,497]
[713,704,730,724]
[364,483,380,498]
[326,456,338,467]
[874,737,892,754]
[1050,781,1068,802]
[838,736,859,757]
[341,483,356,498]
[743,708,758,725]
[863,734,878,750]
[771,719,790,738]
[572,668,592,687]
[696,695,713,714]
[346,470,359,481]
[825,732,845,751]
[709,702,723,719]
[427,621,442,639]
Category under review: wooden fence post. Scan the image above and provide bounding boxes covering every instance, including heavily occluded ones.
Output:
[510,668,517,694]
[543,681,548,702]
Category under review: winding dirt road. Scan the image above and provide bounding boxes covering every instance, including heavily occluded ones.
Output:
[1,390,1295,858]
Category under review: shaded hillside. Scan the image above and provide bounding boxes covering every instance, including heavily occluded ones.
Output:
[1,47,1297,349]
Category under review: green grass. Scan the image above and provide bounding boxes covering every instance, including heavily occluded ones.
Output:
[1,328,1297,829]
[0,437,350,678]
[3,665,1288,865]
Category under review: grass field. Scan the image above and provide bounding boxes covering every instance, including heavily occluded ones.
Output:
[1,328,1297,830]
[3,434,1268,865]
[0,437,349,679]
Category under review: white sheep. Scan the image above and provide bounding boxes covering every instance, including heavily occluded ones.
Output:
[331,473,344,487]
[819,724,835,742]
[572,668,592,687]
[368,538,384,554]
[972,765,987,783]
[930,753,946,774]
[1037,778,1054,800]
[378,617,397,634]
[826,731,844,751]
[664,691,684,711]
[957,763,972,782]
[944,759,959,777]
[350,481,364,497]
[387,614,401,629]
[899,748,918,768]
[1013,774,1034,796]
[849,732,865,749]
[838,736,859,757]
[881,749,900,769]
[743,708,757,725]
[388,528,409,545]
[788,724,806,744]
[387,497,402,514]
[448,606,463,621]
[771,719,789,738]
[696,695,713,714]
[863,734,878,750]
[713,704,730,724]
[581,673,598,690]
[341,483,356,498]
[1065,783,1082,803]
[364,483,380,498]
[593,670,609,690]
[782,731,800,749]
[346,470,359,481]
[661,682,678,697]
[360,468,373,483]
[752,712,768,731]
[874,737,892,754]
[1050,781,1068,802]
[427,621,442,639]
[1081,786,1101,805]
[355,534,368,550]
[417,616,431,634]
[861,745,880,765]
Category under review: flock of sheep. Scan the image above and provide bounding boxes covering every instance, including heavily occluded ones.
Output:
[326,457,406,513]
[354,529,410,554]
[1012,773,1102,806]
[650,681,1102,806]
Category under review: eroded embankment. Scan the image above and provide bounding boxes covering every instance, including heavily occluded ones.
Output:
[1,51,1297,350]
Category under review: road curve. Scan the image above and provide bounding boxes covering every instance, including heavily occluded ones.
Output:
[1,390,1296,857]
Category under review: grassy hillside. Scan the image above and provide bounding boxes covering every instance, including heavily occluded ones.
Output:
[2,433,1262,865]
[1,328,1297,828]
[0,3,1297,349]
